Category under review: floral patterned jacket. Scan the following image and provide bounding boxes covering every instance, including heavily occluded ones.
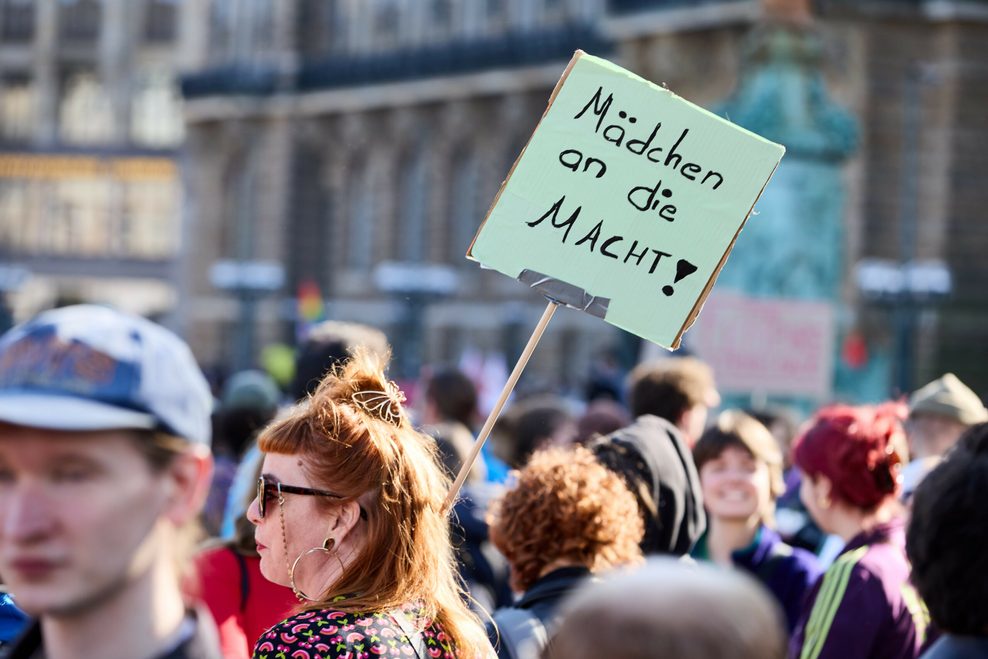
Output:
[252,606,457,659]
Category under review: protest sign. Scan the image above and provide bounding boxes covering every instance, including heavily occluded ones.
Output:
[468,50,785,349]
[444,51,786,512]
[687,292,836,399]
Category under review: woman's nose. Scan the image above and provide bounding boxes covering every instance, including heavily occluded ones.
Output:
[245,495,262,525]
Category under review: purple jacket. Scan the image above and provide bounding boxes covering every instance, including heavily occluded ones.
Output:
[731,526,824,634]
[789,518,928,659]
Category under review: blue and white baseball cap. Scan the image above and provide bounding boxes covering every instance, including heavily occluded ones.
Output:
[0,305,212,445]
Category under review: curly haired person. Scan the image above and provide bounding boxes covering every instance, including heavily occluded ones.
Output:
[486,446,643,659]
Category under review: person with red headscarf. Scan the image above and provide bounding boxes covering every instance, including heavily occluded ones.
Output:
[789,404,928,659]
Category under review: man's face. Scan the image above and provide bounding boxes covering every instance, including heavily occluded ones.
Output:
[0,425,171,617]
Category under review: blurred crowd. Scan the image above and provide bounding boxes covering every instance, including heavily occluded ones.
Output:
[0,305,985,659]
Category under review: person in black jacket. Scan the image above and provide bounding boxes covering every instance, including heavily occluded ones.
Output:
[590,357,716,556]
[486,446,643,659]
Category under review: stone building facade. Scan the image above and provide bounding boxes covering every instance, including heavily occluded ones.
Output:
[180,0,988,398]
[0,0,202,325]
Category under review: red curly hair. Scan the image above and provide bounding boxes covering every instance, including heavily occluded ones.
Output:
[488,446,643,593]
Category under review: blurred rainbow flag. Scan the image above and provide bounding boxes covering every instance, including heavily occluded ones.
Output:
[296,279,325,341]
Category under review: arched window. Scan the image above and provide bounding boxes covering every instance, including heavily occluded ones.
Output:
[347,158,375,270]
[131,73,184,147]
[59,72,114,145]
[0,76,34,140]
[447,148,480,264]
[398,145,429,263]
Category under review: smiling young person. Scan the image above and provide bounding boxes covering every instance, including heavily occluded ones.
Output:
[690,411,821,633]
[247,348,493,659]
[0,305,219,659]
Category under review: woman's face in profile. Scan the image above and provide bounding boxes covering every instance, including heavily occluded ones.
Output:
[247,452,332,589]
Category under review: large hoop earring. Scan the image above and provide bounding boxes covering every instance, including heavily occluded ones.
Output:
[290,537,341,602]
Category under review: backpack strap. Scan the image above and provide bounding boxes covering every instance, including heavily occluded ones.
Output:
[390,608,429,659]
[493,607,548,659]
[232,550,250,612]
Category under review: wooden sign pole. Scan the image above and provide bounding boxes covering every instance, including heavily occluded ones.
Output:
[441,299,559,515]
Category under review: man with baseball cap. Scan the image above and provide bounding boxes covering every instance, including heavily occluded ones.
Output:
[902,372,988,499]
[0,305,221,659]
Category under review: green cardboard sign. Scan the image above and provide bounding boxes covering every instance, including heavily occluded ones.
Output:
[467,51,785,349]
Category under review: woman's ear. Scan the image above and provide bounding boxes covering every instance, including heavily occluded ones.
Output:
[162,445,214,526]
[814,475,833,509]
[329,499,363,541]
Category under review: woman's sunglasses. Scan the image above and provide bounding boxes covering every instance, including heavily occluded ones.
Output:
[256,474,345,519]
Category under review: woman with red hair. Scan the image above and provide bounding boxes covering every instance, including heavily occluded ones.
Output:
[246,349,492,658]
[789,404,927,659]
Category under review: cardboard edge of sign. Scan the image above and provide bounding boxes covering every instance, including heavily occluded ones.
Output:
[673,159,782,349]
[466,49,784,351]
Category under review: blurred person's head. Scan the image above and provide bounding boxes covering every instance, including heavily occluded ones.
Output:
[792,404,905,540]
[592,414,705,556]
[745,406,799,470]
[488,446,642,593]
[574,399,631,446]
[0,306,213,633]
[422,367,478,428]
[494,395,576,468]
[215,369,281,458]
[544,558,786,659]
[419,367,485,484]
[906,373,987,460]
[247,348,487,656]
[907,422,988,637]
[693,411,785,528]
[290,320,388,402]
[627,357,720,445]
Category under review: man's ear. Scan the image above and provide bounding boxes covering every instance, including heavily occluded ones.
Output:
[162,445,214,526]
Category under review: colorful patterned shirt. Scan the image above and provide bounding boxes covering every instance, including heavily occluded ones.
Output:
[252,606,457,659]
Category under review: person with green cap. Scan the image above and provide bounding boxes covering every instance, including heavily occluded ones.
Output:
[903,373,987,500]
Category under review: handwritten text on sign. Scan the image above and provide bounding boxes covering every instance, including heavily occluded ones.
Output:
[468,52,785,349]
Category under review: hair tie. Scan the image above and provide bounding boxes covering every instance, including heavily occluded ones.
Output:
[351,381,406,426]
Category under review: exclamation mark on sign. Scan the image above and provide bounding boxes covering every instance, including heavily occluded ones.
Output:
[662,260,698,297]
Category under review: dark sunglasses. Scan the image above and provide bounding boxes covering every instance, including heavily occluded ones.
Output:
[256,475,345,519]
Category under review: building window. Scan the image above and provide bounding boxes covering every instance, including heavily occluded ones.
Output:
[209,0,274,62]
[431,0,453,35]
[0,179,29,251]
[398,146,429,263]
[347,159,375,270]
[298,0,345,57]
[58,0,101,44]
[144,0,177,43]
[448,148,479,264]
[0,156,178,259]
[373,0,400,43]
[0,76,35,141]
[122,179,178,258]
[1,0,35,43]
[131,73,184,147]
[59,72,114,145]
